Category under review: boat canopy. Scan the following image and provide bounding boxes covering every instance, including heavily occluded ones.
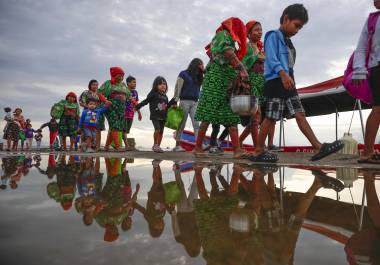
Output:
[298,76,371,117]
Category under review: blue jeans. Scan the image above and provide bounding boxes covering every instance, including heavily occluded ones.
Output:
[83,128,97,139]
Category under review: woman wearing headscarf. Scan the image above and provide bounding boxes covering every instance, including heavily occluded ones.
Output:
[57,92,80,151]
[239,20,266,147]
[194,17,251,158]
[98,67,131,151]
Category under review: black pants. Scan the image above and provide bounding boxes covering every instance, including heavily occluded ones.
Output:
[210,124,229,146]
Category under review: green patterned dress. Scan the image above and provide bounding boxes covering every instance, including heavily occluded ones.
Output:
[242,42,265,103]
[195,30,240,126]
[98,80,131,131]
[57,100,80,137]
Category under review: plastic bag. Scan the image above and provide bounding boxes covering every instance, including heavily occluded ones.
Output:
[51,101,65,119]
[163,181,182,204]
[165,107,184,130]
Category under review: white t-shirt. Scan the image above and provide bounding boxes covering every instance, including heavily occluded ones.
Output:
[353,14,380,79]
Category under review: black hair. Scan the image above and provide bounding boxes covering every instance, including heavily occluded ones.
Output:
[4,107,11,113]
[126,75,136,83]
[151,76,168,94]
[186,58,204,85]
[86,97,97,104]
[280,4,309,24]
[88,79,98,90]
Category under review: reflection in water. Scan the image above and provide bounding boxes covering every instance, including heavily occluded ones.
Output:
[1,154,37,189]
[345,169,380,265]
[1,155,380,264]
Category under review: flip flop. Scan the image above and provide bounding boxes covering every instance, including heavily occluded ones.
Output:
[249,151,278,163]
[311,170,344,192]
[310,140,344,161]
[256,164,279,174]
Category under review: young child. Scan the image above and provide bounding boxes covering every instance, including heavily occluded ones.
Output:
[123,75,142,151]
[34,129,43,150]
[78,98,110,152]
[135,76,175,153]
[24,123,35,150]
[251,4,344,163]
[40,118,59,150]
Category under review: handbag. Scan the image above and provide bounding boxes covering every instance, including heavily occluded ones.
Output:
[342,12,380,104]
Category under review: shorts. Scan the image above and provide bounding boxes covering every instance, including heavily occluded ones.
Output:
[152,119,165,134]
[124,119,133,134]
[262,95,305,121]
[369,63,380,106]
[83,128,97,139]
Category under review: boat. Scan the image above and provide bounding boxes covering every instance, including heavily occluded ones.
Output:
[178,76,380,153]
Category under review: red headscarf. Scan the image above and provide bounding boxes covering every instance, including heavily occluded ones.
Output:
[65,91,77,102]
[205,17,247,61]
[246,20,264,52]
[110,67,125,85]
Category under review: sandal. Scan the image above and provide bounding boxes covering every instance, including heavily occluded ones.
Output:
[367,154,380,164]
[249,151,278,163]
[310,140,344,161]
[311,170,344,192]
[256,164,279,174]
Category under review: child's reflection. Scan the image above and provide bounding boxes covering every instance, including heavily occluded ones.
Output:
[171,162,201,257]
[134,160,173,238]
[94,157,139,242]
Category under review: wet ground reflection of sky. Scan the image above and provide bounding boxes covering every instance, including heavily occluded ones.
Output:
[1,154,379,265]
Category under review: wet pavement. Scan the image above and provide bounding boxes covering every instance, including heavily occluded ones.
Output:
[0,154,379,265]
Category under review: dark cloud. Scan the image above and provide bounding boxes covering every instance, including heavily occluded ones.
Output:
[0,0,376,145]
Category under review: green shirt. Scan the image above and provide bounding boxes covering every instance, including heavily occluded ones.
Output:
[210,30,236,65]
[98,80,131,99]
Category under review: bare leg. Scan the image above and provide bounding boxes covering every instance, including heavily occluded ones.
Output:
[239,126,250,147]
[157,132,163,146]
[61,136,67,151]
[96,130,101,150]
[362,106,380,159]
[268,122,275,147]
[294,112,322,151]
[256,118,276,154]
[229,126,244,157]
[193,122,209,153]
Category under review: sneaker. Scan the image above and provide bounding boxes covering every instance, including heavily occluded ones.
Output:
[173,146,186,152]
[153,145,164,153]
[209,146,224,156]
[152,159,162,167]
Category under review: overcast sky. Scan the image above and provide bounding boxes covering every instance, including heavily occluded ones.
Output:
[0,0,377,147]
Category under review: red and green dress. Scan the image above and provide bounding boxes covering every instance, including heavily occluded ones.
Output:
[98,81,131,132]
[195,30,240,126]
[242,42,265,103]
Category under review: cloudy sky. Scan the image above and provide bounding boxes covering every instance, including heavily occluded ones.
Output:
[0,0,377,147]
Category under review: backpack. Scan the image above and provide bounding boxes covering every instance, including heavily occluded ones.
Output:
[342,12,380,104]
